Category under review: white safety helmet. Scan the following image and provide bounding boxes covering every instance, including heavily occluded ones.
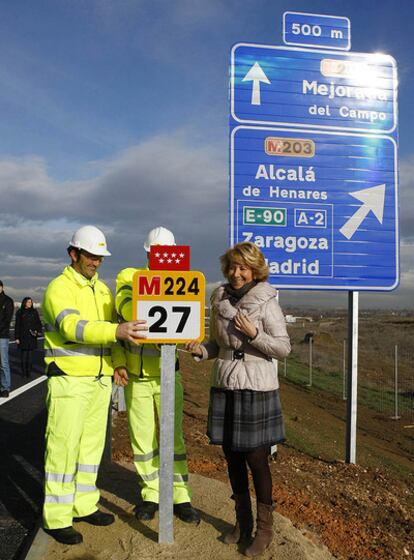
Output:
[143,226,175,252]
[69,225,111,256]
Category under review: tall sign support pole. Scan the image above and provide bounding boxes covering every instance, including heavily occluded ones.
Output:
[159,344,176,543]
[345,291,358,463]
[270,291,280,458]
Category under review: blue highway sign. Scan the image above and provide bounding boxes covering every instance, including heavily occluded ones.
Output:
[283,12,351,51]
[229,126,398,291]
[230,43,397,134]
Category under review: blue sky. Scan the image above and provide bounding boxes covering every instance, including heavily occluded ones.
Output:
[0,0,413,309]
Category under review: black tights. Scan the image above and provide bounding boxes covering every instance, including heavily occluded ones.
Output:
[223,445,272,505]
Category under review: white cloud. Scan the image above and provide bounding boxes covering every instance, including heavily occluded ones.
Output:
[0,131,227,299]
[1,136,413,310]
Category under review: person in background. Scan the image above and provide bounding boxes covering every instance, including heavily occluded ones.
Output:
[186,242,291,557]
[15,297,43,378]
[0,280,14,398]
[42,225,148,546]
[113,226,200,524]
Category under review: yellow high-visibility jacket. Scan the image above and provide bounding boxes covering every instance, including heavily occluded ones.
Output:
[43,265,121,377]
[114,267,177,377]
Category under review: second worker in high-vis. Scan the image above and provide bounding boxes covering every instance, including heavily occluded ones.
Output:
[113,226,200,524]
[42,225,148,545]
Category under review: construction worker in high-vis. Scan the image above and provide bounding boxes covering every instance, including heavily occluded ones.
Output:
[113,226,200,524]
[42,225,148,545]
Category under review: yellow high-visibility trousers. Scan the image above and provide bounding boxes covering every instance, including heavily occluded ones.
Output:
[43,376,111,529]
[124,374,191,504]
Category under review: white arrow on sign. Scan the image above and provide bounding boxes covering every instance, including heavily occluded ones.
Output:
[242,62,270,106]
[339,184,386,240]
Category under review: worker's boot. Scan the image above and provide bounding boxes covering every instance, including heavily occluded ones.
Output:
[224,492,253,545]
[245,502,274,557]
[44,526,83,545]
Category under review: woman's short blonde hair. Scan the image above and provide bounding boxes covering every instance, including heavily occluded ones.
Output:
[220,242,269,282]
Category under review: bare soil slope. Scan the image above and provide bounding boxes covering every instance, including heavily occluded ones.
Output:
[113,351,413,560]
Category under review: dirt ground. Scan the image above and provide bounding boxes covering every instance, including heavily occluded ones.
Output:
[39,469,336,560]
[112,351,413,560]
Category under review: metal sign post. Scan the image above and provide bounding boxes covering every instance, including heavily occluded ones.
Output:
[345,291,359,464]
[159,344,176,543]
[342,339,347,401]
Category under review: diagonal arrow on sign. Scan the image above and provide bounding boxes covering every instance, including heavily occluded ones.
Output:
[242,61,270,106]
[339,184,386,240]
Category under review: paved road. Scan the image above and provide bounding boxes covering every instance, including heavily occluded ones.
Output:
[0,344,47,560]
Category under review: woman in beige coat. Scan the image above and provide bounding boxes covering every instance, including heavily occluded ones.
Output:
[186,242,290,557]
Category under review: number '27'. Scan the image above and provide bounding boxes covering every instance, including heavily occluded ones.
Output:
[148,306,191,333]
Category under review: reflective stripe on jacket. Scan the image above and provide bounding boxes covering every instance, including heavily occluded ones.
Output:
[42,265,118,377]
[114,267,178,377]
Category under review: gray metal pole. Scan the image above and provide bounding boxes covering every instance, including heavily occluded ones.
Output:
[159,344,176,544]
[117,385,126,412]
[392,344,400,420]
[345,291,359,464]
[342,339,346,400]
[307,336,313,387]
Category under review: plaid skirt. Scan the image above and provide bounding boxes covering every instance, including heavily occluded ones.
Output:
[207,388,285,451]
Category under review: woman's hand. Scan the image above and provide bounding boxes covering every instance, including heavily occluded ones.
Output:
[234,311,258,339]
[185,340,203,357]
[114,367,129,386]
[116,320,148,342]
[15,339,20,345]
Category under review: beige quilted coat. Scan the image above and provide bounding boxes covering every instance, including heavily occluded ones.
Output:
[197,282,291,391]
